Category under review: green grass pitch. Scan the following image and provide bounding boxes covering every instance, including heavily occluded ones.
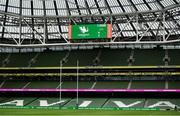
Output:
[0,109,180,116]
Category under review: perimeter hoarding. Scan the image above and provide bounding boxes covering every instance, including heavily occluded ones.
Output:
[68,24,112,40]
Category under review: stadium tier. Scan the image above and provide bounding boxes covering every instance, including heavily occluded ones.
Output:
[64,98,107,108]
[130,81,165,89]
[63,50,99,66]
[93,81,129,89]
[133,49,164,66]
[105,98,145,108]
[28,98,71,107]
[1,80,180,90]
[168,81,180,89]
[99,49,131,66]
[1,49,180,67]
[0,97,179,109]
[1,81,28,88]
[31,51,67,67]
[168,50,180,65]
[5,53,36,67]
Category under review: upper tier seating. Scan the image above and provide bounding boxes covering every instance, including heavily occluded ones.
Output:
[1,48,180,67]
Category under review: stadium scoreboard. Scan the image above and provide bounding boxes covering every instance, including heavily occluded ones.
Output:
[68,24,112,40]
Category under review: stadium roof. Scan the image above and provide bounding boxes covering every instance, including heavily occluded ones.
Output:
[0,0,180,47]
[0,0,179,15]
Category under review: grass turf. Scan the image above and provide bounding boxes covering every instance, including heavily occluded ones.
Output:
[0,109,180,116]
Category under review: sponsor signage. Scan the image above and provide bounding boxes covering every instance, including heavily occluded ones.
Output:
[68,24,112,40]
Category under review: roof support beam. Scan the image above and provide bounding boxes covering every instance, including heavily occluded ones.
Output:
[30,0,35,42]
[156,0,180,29]
[143,0,169,38]
[0,21,19,45]
[74,0,81,15]
[43,0,48,44]
[84,0,93,21]
[1,0,9,39]
[74,0,83,21]
[173,0,178,4]
[18,0,22,45]
[94,0,105,22]
[117,0,136,37]
[22,19,44,44]
[104,0,124,38]
[2,39,180,48]
[128,0,156,38]
[65,0,71,16]
[53,0,63,41]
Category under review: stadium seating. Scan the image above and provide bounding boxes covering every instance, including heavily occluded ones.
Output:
[168,81,180,89]
[0,80,3,86]
[104,98,145,108]
[32,51,67,67]
[61,81,93,89]
[99,49,131,66]
[6,53,36,67]
[28,97,71,107]
[63,98,107,108]
[1,81,28,88]
[0,53,10,67]
[146,99,180,109]
[133,49,164,66]
[1,80,180,89]
[94,81,129,89]
[130,81,165,89]
[0,97,36,106]
[26,81,59,89]
[63,50,99,66]
[1,48,177,67]
[0,97,7,102]
[168,50,180,65]
[0,97,180,109]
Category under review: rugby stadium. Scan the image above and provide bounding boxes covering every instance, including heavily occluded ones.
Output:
[0,0,180,115]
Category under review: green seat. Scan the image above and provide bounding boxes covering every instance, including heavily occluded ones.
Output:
[1,81,28,88]
[168,50,180,65]
[94,81,129,89]
[62,81,93,89]
[99,49,131,66]
[133,49,164,66]
[26,81,59,89]
[0,97,8,102]
[131,81,165,89]
[6,53,36,67]
[0,53,9,66]
[104,98,145,108]
[168,81,180,89]
[32,51,67,67]
[28,97,71,107]
[0,97,37,106]
[64,50,98,66]
[64,98,107,108]
[146,99,180,109]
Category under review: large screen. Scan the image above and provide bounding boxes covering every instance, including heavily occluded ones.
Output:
[68,24,112,40]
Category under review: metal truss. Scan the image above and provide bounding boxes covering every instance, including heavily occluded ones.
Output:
[0,0,180,47]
